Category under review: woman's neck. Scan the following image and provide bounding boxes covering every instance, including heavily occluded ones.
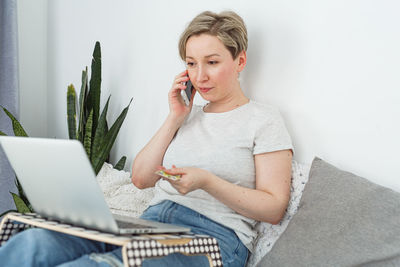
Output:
[203,88,249,113]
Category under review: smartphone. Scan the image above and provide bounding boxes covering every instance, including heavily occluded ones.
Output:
[181,78,194,106]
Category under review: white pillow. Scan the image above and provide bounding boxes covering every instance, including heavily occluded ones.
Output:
[96,163,154,218]
[96,161,310,267]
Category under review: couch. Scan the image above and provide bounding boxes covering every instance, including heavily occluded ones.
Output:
[97,157,400,266]
[257,157,400,266]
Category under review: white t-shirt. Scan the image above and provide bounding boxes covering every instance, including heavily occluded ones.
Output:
[149,100,294,252]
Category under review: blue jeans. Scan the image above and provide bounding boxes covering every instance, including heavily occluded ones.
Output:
[0,200,248,266]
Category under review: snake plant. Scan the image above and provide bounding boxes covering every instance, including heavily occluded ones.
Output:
[67,41,132,175]
[0,41,132,216]
[0,106,33,216]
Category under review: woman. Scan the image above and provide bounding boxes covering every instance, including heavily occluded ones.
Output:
[0,11,293,267]
[132,10,293,266]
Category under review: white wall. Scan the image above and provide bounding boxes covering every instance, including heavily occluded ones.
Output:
[20,0,400,191]
[17,0,47,137]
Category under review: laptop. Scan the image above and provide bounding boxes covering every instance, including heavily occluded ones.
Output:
[0,136,190,235]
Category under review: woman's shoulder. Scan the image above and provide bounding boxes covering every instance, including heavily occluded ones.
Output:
[248,100,282,118]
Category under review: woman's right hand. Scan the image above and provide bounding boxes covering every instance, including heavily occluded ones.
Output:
[168,70,195,123]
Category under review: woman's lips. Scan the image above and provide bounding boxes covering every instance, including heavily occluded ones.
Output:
[198,87,213,93]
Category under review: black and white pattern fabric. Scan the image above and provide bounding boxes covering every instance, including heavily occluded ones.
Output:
[0,217,33,246]
[0,213,223,267]
[123,234,223,267]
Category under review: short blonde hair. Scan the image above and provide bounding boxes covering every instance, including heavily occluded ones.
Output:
[178,11,248,60]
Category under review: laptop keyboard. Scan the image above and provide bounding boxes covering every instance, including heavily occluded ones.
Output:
[116,220,156,229]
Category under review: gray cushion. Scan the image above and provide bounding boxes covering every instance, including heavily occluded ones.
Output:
[258,157,400,267]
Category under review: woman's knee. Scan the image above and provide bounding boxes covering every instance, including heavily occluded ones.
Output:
[0,228,63,266]
[21,228,55,240]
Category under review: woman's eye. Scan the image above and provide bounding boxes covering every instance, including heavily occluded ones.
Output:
[186,62,195,67]
[208,61,218,65]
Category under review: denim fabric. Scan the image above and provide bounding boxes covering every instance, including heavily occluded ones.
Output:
[0,200,248,266]
[0,228,122,267]
[140,200,248,267]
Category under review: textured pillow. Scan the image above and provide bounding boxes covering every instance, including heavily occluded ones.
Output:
[258,157,400,267]
[97,163,154,217]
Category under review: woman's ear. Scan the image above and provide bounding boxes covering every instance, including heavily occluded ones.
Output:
[237,50,247,73]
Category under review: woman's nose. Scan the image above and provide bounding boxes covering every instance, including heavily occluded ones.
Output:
[195,66,208,83]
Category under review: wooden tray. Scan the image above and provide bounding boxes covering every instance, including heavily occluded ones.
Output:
[0,212,223,266]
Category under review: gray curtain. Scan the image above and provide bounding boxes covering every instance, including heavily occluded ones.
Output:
[0,0,19,215]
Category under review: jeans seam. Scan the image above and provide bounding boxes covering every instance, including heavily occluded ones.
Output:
[158,200,173,223]
[166,202,178,223]
[158,201,167,222]
[233,239,241,256]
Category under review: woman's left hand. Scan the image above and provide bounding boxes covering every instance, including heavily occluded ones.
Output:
[159,165,211,195]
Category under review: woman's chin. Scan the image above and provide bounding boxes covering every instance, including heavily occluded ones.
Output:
[200,96,216,103]
[197,92,213,101]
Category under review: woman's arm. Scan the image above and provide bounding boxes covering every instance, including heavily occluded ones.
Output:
[165,149,293,224]
[131,115,182,189]
[131,70,195,189]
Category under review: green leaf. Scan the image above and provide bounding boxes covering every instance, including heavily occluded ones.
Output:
[92,98,132,174]
[67,84,77,139]
[87,41,101,134]
[0,105,28,137]
[14,177,31,210]
[11,193,31,213]
[114,156,126,171]
[91,95,111,163]
[84,109,94,158]
[0,130,6,136]
[78,67,88,142]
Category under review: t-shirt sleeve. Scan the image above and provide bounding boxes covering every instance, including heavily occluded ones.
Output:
[253,107,294,155]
